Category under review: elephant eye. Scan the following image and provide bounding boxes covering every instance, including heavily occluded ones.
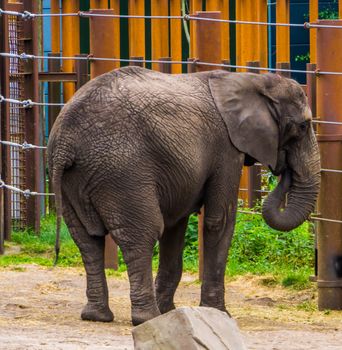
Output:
[299,121,308,132]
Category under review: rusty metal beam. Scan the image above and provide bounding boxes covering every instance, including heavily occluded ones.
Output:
[316,20,342,310]
[23,0,40,232]
[39,72,78,82]
[0,0,12,244]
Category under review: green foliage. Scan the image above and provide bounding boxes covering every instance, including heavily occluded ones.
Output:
[0,214,81,267]
[295,53,310,63]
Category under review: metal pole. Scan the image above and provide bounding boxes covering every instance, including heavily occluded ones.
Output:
[194,10,222,281]
[89,9,119,270]
[316,19,342,310]
[62,0,80,102]
[247,61,261,208]
[48,53,62,212]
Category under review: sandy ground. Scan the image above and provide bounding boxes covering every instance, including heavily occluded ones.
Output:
[0,265,341,350]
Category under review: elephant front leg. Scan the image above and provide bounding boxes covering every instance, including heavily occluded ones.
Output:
[63,197,113,322]
[155,217,188,314]
[200,181,239,313]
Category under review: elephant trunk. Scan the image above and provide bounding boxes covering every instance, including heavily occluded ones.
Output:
[262,129,320,232]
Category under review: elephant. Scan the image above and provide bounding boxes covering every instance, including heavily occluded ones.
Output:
[47,66,320,326]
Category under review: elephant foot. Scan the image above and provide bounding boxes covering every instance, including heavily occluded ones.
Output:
[81,303,114,322]
[131,307,161,326]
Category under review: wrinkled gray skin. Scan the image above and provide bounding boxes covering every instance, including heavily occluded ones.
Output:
[47,67,320,326]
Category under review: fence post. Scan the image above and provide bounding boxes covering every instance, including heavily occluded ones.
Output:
[24,0,41,232]
[206,0,230,62]
[276,62,291,79]
[316,20,342,310]
[75,54,89,90]
[0,0,11,242]
[129,57,144,67]
[247,61,262,208]
[193,11,222,281]
[158,57,172,74]
[89,9,120,270]
[61,0,80,102]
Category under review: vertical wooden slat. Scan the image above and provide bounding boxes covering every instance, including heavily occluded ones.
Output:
[257,0,268,69]
[190,0,202,57]
[151,0,169,70]
[90,0,108,9]
[310,0,318,63]
[236,0,267,69]
[170,0,182,73]
[276,0,290,63]
[62,0,80,102]
[51,0,60,53]
[129,0,145,59]
[206,0,230,61]
[340,0,342,19]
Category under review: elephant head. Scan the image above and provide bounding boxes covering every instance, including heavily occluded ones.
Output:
[209,72,320,231]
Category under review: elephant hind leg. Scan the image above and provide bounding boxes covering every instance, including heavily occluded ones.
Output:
[62,195,114,322]
[155,217,188,314]
[109,210,164,325]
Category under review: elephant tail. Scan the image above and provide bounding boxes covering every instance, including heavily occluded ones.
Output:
[48,135,75,266]
[53,167,63,266]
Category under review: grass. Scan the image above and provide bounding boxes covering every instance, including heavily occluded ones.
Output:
[0,211,315,290]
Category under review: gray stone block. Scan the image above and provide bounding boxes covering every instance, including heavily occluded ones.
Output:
[132,306,247,350]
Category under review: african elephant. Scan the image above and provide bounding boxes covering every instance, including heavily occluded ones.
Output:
[47,66,320,325]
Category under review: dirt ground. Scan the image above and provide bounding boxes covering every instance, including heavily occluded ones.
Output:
[0,265,341,350]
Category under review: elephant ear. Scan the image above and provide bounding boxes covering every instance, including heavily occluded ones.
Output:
[209,72,279,170]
